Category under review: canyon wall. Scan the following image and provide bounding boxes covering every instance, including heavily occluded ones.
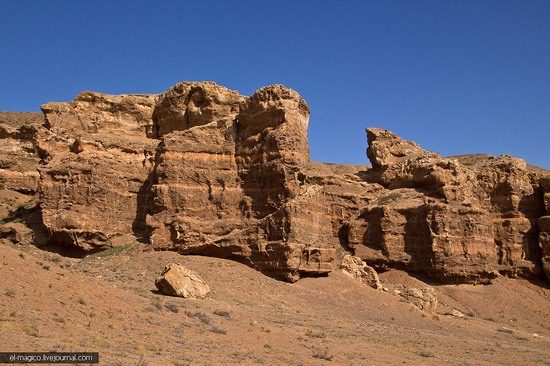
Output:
[1,82,548,283]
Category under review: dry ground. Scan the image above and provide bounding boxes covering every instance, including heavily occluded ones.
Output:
[0,242,549,366]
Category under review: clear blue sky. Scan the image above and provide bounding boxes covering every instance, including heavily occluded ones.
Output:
[1,0,549,168]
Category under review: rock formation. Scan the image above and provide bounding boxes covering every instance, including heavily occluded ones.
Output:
[155,263,210,298]
[394,286,438,313]
[340,254,381,289]
[0,81,548,284]
[36,92,158,251]
[0,112,46,246]
[351,128,546,283]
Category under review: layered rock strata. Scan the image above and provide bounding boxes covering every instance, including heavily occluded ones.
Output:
[349,128,546,282]
[36,92,158,251]
[0,112,45,245]
[146,82,332,280]
[1,81,548,283]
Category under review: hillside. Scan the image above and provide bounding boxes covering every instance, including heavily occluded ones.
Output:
[1,242,549,365]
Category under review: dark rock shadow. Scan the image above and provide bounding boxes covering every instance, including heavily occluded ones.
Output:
[132,141,163,244]
[518,188,546,281]
[132,167,156,244]
[402,207,435,273]
[337,223,355,255]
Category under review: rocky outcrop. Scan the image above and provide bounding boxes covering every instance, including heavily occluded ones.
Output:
[155,263,210,298]
[0,112,43,216]
[1,81,548,284]
[340,254,381,289]
[0,112,47,247]
[346,128,547,283]
[27,82,332,280]
[146,82,331,281]
[37,92,158,251]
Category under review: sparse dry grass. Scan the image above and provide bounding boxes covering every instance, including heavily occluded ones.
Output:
[1,242,548,366]
[185,310,212,324]
[312,348,333,361]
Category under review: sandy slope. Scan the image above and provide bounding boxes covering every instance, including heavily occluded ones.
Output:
[1,242,549,366]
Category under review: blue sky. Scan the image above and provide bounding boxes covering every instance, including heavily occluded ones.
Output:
[1,0,549,168]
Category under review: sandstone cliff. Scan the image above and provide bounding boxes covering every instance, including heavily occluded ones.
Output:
[353,129,546,282]
[1,82,548,283]
[0,112,46,246]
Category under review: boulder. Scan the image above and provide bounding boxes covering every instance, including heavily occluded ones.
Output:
[340,254,381,289]
[394,285,438,313]
[366,128,439,170]
[155,263,210,298]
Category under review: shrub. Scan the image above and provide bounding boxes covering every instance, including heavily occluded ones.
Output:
[213,310,231,319]
[305,329,326,339]
[209,325,227,334]
[185,310,212,324]
[5,289,15,298]
[164,303,179,313]
[312,348,333,361]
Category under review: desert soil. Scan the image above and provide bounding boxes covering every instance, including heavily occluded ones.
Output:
[1,242,549,366]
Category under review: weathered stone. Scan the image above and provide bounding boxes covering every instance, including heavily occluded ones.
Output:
[152,82,244,137]
[541,177,550,214]
[539,216,550,279]
[0,112,45,246]
[366,128,438,170]
[146,83,331,281]
[41,91,157,138]
[394,285,438,313]
[0,112,43,214]
[447,309,466,318]
[350,128,547,283]
[38,92,158,251]
[540,178,550,279]
[340,254,381,289]
[155,263,210,298]
[0,222,34,245]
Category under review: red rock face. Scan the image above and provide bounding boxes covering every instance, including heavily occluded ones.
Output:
[37,92,158,251]
[349,129,547,283]
[1,82,548,283]
[0,112,47,247]
[0,114,41,196]
[146,82,331,281]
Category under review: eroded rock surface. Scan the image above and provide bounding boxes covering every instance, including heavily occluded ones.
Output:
[345,129,547,283]
[146,82,331,281]
[394,286,438,313]
[37,92,158,251]
[0,112,43,215]
[0,112,47,246]
[340,254,381,289]
[1,82,548,284]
